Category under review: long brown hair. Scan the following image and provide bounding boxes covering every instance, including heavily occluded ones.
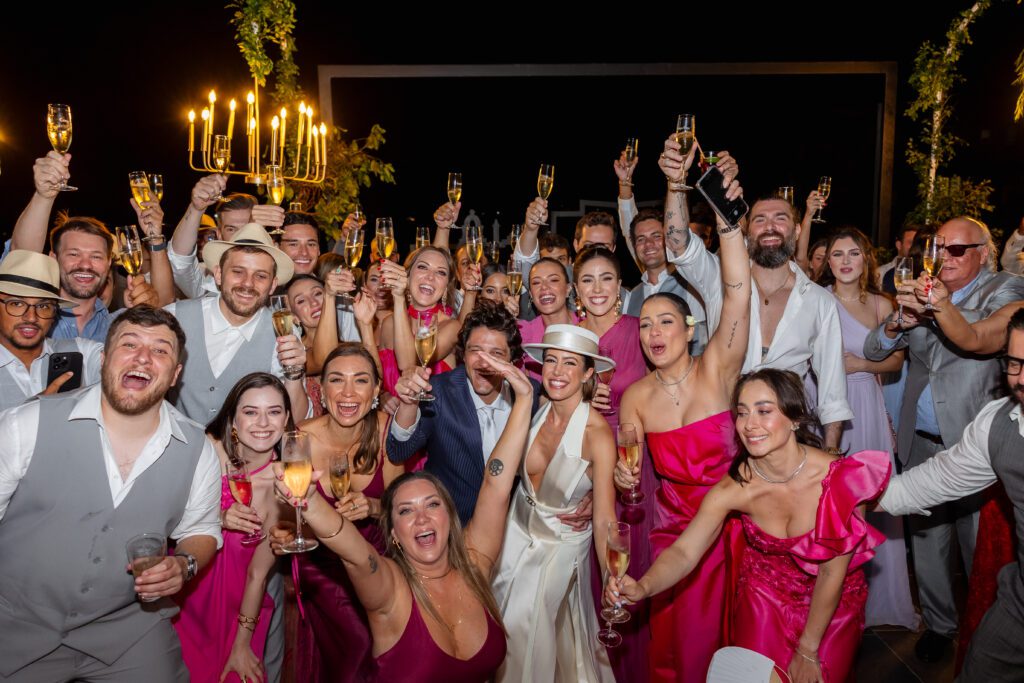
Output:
[207,372,295,466]
[320,343,381,476]
[816,226,884,300]
[379,472,505,632]
[404,246,457,311]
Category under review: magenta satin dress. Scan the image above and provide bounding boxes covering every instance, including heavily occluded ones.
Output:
[646,411,745,683]
[292,464,386,682]
[174,466,274,683]
[733,451,890,682]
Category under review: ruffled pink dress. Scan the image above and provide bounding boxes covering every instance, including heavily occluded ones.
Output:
[733,451,890,682]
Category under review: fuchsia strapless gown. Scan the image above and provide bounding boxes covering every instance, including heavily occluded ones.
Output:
[646,411,744,683]
[733,450,890,682]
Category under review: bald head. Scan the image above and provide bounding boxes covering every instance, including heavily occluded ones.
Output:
[936,216,994,293]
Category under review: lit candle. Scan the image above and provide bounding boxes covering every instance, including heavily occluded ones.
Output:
[312,124,320,166]
[246,92,255,137]
[306,107,313,148]
[270,116,280,165]
[188,110,196,152]
[279,108,287,162]
[297,102,306,149]
[227,99,236,140]
[319,123,327,166]
[201,108,210,151]
[207,90,216,144]
[248,117,256,166]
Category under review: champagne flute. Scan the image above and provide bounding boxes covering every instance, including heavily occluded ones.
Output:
[341,228,364,304]
[506,259,523,298]
[227,459,267,546]
[447,172,463,206]
[270,295,304,380]
[115,225,145,278]
[126,533,167,602]
[415,313,438,402]
[598,521,632,647]
[536,164,554,226]
[46,104,77,191]
[329,452,352,500]
[893,256,914,324]
[466,226,484,291]
[148,173,164,202]
[128,171,156,232]
[510,224,523,256]
[211,134,232,202]
[487,239,500,265]
[775,186,795,203]
[289,201,303,212]
[617,423,643,505]
[415,226,431,250]
[624,137,639,164]
[279,431,319,554]
[922,235,945,311]
[375,217,396,281]
[674,114,695,190]
[811,176,832,223]
[266,164,286,206]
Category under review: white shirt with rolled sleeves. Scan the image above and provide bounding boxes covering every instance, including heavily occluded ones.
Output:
[166,242,219,299]
[0,384,223,547]
[669,234,853,425]
[879,396,1015,516]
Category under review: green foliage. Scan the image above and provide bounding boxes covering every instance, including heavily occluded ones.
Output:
[906,174,994,225]
[228,0,296,88]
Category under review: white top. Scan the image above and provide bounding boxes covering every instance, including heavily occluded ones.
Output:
[880,396,1017,516]
[670,234,853,425]
[389,378,513,445]
[1000,232,1024,275]
[0,337,103,397]
[164,296,284,379]
[0,385,223,546]
[167,242,219,299]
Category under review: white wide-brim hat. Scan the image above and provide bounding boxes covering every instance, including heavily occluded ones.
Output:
[523,324,616,374]
[0,250,77,308]
[202,222,295,284]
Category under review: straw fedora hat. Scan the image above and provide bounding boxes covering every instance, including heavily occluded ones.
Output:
[202,223,294,285]
[523,324,616,373]
[0,250,77,308]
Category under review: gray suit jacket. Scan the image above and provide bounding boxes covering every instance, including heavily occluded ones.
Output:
[863,269,1024,466]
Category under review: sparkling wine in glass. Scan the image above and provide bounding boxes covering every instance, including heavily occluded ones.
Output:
[893,256,914,324]
[617,423,644,505]
[775,186,795,203]
[465,226,484,291]
[510,224,523,255]
[487,239,500,265]
[624,137,638,164]
[415,226,431,250]
[280,431,318,553]
[598,521,632,647]
[228,459,267,546]
[922,236,944,311]
[148,173,164,202]
[46,103,77,191]
[447,172,463,205]
[674,114,695,190]
[506,259,523,297]
[266,164,286,206]
[270,295,304,380]
[126,533,167,601]
[812,176,832,223]
[345,228,365,270]
[128,171,152,207]
[329,452,352,500]
[415,313,438,402]
[536,164,554,226]
[115,225,144,277]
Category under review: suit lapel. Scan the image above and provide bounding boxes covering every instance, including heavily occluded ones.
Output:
[449,367,484,471]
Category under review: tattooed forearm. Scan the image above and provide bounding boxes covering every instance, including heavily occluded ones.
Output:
[368,553,379,574]
[488,459,504,476]
[724,281,743,290]
[666,211,675,220]
[726,320,739,349]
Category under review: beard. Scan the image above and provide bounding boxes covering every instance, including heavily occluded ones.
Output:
[748,231,797,269]
[222,286,270,319]
[60,268,106,299]
[101,366,171,417]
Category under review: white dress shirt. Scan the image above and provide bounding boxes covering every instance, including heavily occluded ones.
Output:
[0,385,222,546]
[670,235,853,425]
[880,396,1016,516]
[167,243,219,299]
[0,337,103,398]
[390,379,513,450]
[1001,232,1024,275]
[164,296,283,379]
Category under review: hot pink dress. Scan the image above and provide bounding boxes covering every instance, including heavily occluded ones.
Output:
[732,450,890,682]
[173,464,275,683]
[646,411,745,683]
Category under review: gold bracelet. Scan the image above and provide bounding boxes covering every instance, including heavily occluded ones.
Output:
[796,648,819,666]
[237,613,259,632]
[320,515,345,539]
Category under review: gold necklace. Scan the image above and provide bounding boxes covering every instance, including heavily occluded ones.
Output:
[834,291,865,303]
[755,270,793,306]
[422,573,464,634]
[653,356,696,406]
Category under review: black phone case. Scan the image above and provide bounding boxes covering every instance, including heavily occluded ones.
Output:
[696,166,749,228]
[47,352,84,392]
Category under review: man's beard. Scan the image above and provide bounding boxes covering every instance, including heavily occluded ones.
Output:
[222,286,270,319]
[1,322,46,351]
[60,268,106,299]
[748,231,797,269]
[101,367,168,416]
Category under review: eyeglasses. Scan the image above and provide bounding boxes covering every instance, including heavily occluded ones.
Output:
[944,243,984,258]
[0,298,60,319]
[1001,354,1024,375]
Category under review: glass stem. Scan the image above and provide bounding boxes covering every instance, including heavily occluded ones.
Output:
[294,502,305,547]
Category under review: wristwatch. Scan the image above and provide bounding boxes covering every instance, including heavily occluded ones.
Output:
[176,553,198,582]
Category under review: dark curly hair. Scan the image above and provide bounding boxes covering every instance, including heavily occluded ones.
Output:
[455,299,523,364]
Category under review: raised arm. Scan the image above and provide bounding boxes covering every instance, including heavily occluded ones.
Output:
[794,190,822,275]
[380,260,418,371]
[129,198,174,306]
[920,277,1024,354]
[12,152,69,252]
[464,355,534,577]
[513,199,548,271]
[431,201,461,250]
[614,150,639,263]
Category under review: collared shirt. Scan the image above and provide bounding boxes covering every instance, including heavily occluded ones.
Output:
[0,384,222,546]
[0,337,103,398]
[51,298,112,343]
[880,396,1016,516]
[164,296,283,379]
[167,243,219,299]
[641,267,672,300]
[389,378,512,445]
[670,235,852,425]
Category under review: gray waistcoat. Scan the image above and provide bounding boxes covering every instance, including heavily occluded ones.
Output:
[171,298,276,422]
[0,389,205,675]
[987,399,1024,622]
[0,338,84,412]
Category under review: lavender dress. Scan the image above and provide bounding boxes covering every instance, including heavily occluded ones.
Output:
[835,296,919,629]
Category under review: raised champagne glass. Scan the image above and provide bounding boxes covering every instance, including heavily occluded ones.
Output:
[447,172,463,206]
[487,239,500,265]
[227,459,267,546]
[775,186,795,203]
[115,225,144,278]
[922,235,945,311]
[617,423,643,505]
[811,176,832,223]
[414,313,438,402]
[674,114,695,190]
[148,173,164,202]
[893,256,914,324]
[126,533,167,602]
[46,104,77,191]
[466,226,484,291]
[375,218,396,290]
[415,226,431,250]
[597,521,632,647]
[279,431,319,553]
[270,295,304,380]
[329,452,352,500]
[266,164,286,206]
[536,164,554,226]
[625,137,638,164]
[506,258,523,298]
[510,224,523,255]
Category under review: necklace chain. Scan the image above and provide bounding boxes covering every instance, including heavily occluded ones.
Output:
[654,357,696,405]
[756,270,793,306]
[750,445,808,484]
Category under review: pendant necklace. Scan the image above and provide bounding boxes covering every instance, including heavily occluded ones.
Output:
[756,270,792,306]
[654,356,696,406]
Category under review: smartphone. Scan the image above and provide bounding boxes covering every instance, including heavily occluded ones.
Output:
[696,166,749,229]
[46,351,83,393]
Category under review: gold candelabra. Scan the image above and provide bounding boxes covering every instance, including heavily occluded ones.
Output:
[187,76,327,186]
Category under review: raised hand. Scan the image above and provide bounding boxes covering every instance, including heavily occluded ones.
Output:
[33,151,71,199]
[434,201,461,230]
[191,174,227,212]
[475,351,533,399]
[524,198,548,231]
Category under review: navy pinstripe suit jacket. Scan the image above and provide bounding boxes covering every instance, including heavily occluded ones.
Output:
[386,365,542,523]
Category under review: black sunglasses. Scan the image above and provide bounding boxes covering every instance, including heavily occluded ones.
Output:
[944,243,984,258]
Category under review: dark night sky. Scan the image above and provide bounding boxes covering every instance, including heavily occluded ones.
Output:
[2,1,1023,261]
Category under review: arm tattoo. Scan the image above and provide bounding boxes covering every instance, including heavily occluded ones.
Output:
[726,320,738,349]
[488,459,504,476]
[724,281,743,290]
[368,554,379,574]
[666,210,675,220]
